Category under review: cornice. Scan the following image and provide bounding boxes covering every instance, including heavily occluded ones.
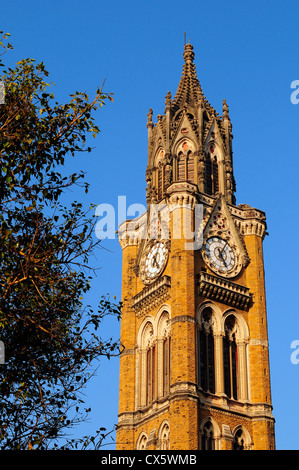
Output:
[131,275,171,318]
[198,271,252,310]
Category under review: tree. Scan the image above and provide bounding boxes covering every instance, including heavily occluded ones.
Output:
[0,32,121,450]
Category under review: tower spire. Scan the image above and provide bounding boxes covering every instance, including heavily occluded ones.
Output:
[172,42,204,112]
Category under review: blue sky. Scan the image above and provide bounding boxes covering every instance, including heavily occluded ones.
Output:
[1,0,299,450]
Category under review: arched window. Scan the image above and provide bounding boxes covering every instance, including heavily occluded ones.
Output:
[163,335,171,396]
[176,140,196,184]
[186,151,195,183]
[177,152,185,181]
[232,428,245,450]
[177,152,195,183]
[201,421,215,450]
[158,309,171,398]
[155,149,165,201]
[158,422,170,450]
[146,343,156,405]
[197,307,215,394]
[205,151,219,195]
[136,433,148,450]
[137,320,155,407]
[137,308,171,407]
[223,315,238,400]
[157,164,163,200]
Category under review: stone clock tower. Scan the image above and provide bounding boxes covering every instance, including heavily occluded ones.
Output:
[116,43,275,450]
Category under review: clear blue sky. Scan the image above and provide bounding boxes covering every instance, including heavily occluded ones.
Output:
[1,0,299,450]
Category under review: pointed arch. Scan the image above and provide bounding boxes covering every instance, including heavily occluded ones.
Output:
[222,309,250,341]
[222,309,250,400]
[136,306,172,408]
[204,151,219,195]
[221,311,250,401]
[156,305,171,338]
[199,417,221,450]
[157,420,170,450]
[197,301,222,332]
[137,316,155,348]
[232,425,253,450]
[154,148,165,201]
[173,138,196,184]
[196,302,221,394]
[136,431,148,450]
[136,317,155,406]
[196,303,250,400]
[222,314,238,399]
[156,305,171,397]
[203,138,225,196]
[186,150,195,183]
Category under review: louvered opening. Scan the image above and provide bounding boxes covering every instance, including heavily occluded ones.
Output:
[205,154,219,195]
[177,153,185,181]
[187,152,194,183]
[205,155,212,194]
[158,166,163,200]
[212,157,219,193]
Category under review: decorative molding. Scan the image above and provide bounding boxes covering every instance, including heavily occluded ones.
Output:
[199,394,275,421]
[239,219,266,238]
[133,399,170,429]
[171,315,196,325]
[250,338,269,348]
[120,348,136,357]
[198,271,251,310]
[118,213,147,250]
[117,397,274,432]
[166,181,198,208]
[132,275,171,317]
[201,195,250,278]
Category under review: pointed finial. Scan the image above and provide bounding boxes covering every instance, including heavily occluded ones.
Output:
[147,107,153,128]
[223,99,230,119]
[165,91,171,108]
[183,42,195,63]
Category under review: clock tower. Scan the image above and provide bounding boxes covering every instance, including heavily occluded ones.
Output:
[116,43,275,450]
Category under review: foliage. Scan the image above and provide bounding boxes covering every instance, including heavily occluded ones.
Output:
[0,31,120,450]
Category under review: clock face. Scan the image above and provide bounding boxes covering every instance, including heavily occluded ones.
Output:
[205,236,235,274]
[142,241,168,283]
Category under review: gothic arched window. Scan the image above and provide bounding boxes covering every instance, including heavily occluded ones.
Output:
[158,422,170,450]
[155,149,165,201]
[205,151,219,195]
[136,433,148,450]
[176,140,196,184]
[163,335,171,396]
[201,421,215,450]
[158,309,171,397]
[223,315,238,400]
[157,164,164,200]
[146,343,156,405]
[177,152,185,181]
[197,307,215,394]
[137,308,171,407]
[177,151,195,183]
[186,151,195,183]
[232,428,245,450]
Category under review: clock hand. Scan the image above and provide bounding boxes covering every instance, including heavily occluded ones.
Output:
[152,254,158,268]
[220,242,227,256]
[217,245,228,266]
